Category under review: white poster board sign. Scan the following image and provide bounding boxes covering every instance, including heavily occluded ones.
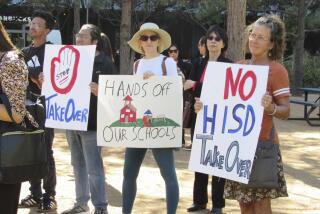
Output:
[42,45,96,130]
[188,62,268,184]
[97,75,183,148]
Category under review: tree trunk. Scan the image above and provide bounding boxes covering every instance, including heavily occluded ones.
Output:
[292,0,305,95]
[73,0,80,44]
[226,0,246,62]
[119,0,132,74]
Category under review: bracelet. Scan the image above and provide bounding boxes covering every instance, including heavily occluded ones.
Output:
[268,104,277,116]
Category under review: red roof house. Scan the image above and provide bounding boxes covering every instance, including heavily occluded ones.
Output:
[120,96,137,123]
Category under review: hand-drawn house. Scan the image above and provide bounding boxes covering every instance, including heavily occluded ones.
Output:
[120,95,137,123]
[142,109,153,127]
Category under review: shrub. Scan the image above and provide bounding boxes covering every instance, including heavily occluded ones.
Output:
[283,52,320,87]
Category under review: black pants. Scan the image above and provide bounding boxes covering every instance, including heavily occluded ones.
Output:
[190,99,225,209]
[193,172,225,209]
[29,128,56,198]
[0,183,21,214]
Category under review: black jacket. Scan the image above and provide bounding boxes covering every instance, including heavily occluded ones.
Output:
[177,59,193,79]
[189,54,233,138]
[190,55,233,98]
[87,53,116,131]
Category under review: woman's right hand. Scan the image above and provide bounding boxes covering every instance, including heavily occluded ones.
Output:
[143,71,155,80]
[194,97,203,113]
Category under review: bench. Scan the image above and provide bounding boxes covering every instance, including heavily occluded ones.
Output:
[290,99,320,126]
[290,99,319,107]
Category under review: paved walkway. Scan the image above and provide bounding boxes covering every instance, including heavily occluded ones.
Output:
[18,102,320,214]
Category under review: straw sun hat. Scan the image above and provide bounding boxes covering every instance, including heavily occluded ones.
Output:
[128,22,171,54]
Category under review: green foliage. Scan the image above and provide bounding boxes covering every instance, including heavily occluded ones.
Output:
[90,0,106,10]
[195,0,225,28]
[305,9,320,29]
[284,53,320,87]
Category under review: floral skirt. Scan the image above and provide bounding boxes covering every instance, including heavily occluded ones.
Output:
[224,150,288,203]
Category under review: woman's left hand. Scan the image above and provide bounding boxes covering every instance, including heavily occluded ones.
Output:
[261,92,274,113]
[89,82,98,96]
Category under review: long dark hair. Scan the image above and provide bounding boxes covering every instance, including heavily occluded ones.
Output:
[98,33,114,62]
[204,25,228,60]
[0,21,17,52]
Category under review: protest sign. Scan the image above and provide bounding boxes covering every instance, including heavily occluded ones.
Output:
[42,44,96,130]
[97,75,183,148]
[188,62,268,184]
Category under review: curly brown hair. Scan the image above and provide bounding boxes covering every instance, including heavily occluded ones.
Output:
[245,15,286,61]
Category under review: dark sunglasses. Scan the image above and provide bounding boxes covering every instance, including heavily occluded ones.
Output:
[207,36,221,42]
[139,35,159,41]
[168,49,178,53]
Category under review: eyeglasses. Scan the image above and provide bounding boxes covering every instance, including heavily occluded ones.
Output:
[207,36,221,42]
[168,49,178,53]
[249,33,269,42]
[75,33,91,39]
[139,35,159,42]
[28,22,45,29]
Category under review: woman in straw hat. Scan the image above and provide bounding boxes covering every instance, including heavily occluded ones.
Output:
[123,22,179,214]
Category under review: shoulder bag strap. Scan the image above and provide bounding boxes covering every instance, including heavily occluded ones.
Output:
[133,59,140,75]
[161,56,168,76]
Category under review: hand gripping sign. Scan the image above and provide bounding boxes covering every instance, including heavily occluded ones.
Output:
[42,44,96,130]
[188,62,268,184]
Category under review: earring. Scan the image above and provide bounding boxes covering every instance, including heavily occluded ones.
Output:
[268,49,272,57]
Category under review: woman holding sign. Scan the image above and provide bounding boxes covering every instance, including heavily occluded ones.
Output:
[123,23,179,214]
[185,25,232,214]
[195,15,290,214]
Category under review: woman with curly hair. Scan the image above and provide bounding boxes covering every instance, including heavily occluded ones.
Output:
[194,15,290,214]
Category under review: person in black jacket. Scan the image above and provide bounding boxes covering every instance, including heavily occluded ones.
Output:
[184,25,233,214]
[18,10,58,212]
[61,24,116,214]
[191,36,206,75]
[183,36,207,150]
[167,44,194,147]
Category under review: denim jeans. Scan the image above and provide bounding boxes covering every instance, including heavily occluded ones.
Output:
[122,148,179,214]
[66,130,107,210]
[30,128,56,198]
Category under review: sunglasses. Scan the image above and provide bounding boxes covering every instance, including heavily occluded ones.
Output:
[168,49,178,53]
[139,35,159,42]
[207,36,222,42]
